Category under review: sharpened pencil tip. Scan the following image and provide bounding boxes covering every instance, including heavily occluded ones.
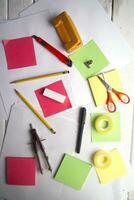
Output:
[10,81,15,84]
[63,70,69,74]
[50,128,56,134]
[32,35,37,39]
[14,89,20,96]
[52,130,56,134]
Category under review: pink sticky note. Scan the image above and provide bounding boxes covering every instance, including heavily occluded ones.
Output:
[2,36,37,70]
[6,157,36,186]
[35,80,72,117]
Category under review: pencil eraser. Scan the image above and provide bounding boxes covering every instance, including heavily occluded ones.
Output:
[43,88,66,103]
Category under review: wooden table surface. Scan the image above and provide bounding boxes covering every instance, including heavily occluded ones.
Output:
[0,0,134,199]
[1,0,134,50]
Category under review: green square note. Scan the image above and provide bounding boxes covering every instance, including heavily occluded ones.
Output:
[91,112,120,142]
[69,40,109,79]
[54,154,92,190]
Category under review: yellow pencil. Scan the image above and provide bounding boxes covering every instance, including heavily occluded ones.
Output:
[14,89,56,134]
[11,70,69,84]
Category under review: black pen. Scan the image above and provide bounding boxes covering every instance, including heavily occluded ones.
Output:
[76,107,86,153]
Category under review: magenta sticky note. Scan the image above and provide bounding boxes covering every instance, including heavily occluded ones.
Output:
[35,80,72,117]
[2,36,37,70]
[6,157,36,186]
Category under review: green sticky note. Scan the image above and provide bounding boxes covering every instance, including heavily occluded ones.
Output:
[54,154,92,190]
[91,112,120,142]
[69,40,109,79]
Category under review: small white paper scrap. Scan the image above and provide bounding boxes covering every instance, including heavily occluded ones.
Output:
[43,88,66,103]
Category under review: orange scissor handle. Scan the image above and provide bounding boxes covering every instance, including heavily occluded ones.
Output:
[112,88,130,104]
[106,91,116,112]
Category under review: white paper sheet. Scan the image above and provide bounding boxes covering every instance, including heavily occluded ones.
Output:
[1,104,132,200]
[0,11,76,116]
[1,0,134,115]
[12,75,75,118]
[0,118,5,153]
[0,104,75,200]
[0,1,134,199]
[0,93,7,119]
[20,0,134,69]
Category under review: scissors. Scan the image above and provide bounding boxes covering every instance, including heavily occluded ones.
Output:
[97,74,130,112]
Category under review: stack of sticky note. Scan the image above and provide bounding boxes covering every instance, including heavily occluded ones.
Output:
[6,157,36,186]
[88,69,124,107]
[69,40,109,79]
[93,149,127,184]
[2,36,37,70]
[54,154,92,190]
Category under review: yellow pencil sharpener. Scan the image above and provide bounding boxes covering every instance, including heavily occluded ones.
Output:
[53,11,83,53]
[93,150,112,169]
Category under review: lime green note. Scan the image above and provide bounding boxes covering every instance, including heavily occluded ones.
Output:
[91,112,120,142]
[54,154,92,190]
[69,40,109,79]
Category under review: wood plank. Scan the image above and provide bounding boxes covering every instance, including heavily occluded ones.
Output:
[129,103,134,200]
[8,0,34,19]
[95,1,134,199]
[0,0,112,20]
[130,104,134,167]
[129,191,134,200]
[112,1,134,198]
[113,0,134,49]
[0,0,8,20]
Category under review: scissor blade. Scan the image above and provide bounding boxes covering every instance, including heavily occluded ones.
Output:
[97,76,111,90]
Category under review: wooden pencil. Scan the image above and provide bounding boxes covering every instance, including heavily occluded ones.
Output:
[10,70,69,84]
[14,89,56,134]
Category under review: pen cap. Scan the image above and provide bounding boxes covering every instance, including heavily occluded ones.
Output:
[79,107,86,124]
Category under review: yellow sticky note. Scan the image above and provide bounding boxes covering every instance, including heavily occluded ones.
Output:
[88,69,124,107]
[95,149,127,184]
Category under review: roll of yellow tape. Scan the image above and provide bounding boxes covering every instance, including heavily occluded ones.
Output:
[94,115,113,134]
[93,150,112,168]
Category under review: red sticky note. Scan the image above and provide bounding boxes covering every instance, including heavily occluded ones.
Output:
[35,80,72,117]
[6,157,36,186]
[2,36,37,70]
